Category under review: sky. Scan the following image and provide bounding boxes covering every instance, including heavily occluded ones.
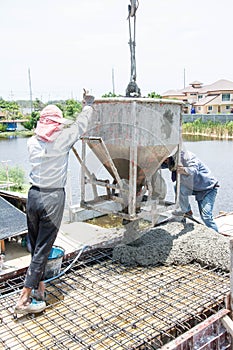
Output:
[1,0,233,102]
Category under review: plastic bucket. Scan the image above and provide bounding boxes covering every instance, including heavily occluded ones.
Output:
[44,246,65,280]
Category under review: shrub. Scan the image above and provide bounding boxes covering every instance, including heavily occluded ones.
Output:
[0,165,25,190]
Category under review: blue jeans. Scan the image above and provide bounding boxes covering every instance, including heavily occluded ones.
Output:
[179,184,218,232]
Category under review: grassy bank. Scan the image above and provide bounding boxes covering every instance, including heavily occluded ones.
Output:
[0,130,33,139]
[182,119,233,139]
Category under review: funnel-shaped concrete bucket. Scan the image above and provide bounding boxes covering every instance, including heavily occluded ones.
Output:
[85,98,182,181]
[81,97,183,220]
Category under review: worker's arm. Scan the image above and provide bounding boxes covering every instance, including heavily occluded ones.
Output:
[61,95,95,148]
[178,151,199,177]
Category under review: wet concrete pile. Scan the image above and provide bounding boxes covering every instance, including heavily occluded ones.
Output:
[112,219,230,271]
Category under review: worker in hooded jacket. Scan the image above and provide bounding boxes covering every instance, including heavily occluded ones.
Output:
[14,94,94,315]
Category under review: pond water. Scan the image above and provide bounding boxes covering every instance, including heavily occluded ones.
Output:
[0,135,233,217]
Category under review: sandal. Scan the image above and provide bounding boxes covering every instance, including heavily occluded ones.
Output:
[14,298,46,315]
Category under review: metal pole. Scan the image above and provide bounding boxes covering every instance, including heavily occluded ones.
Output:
[28,68,33,114]
[128,101,137,217]
[80,140,86,206]
[112,68,115,95]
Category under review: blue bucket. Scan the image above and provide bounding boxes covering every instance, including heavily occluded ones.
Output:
[44,246,65,279]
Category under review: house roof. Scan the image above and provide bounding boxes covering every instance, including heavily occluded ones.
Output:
[161,89,185,97]
[194,95,218,106]
[162,79,233,96]
[189,80,203,86]
[181,86,200,93]
[199,79,233,93]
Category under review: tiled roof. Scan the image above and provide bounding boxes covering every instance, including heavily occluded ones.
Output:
[194,95,218,106]
[162,89,185,97]
[181,86,200,93]
[199,79,233,93]
[162,79,233,96]
[189,80,203,85]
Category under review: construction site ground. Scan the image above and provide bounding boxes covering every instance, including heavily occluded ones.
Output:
[1,211,233,349]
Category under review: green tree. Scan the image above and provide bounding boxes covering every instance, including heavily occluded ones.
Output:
[64,99,82,119]
[23,111,40,130]
[33,98,44,111]
[0,98,20,119]
[0,123,7,132]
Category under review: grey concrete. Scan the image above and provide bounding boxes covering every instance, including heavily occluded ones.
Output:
[113,219,230,271]
[0,196,27,240]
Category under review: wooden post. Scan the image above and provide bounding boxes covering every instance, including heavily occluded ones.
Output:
[0,240,5,254]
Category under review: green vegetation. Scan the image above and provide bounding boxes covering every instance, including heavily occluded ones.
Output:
[23,111,40,130]
[0,99,22,119]
[147,92,162,98]
[57,99,82,119]
[0,164,25,191]
[182,118,233,138]
[101,91,163,98]
[0,123,7,132]
[0,98,83,133]
[0,130,33,139]
[102,92,122,98]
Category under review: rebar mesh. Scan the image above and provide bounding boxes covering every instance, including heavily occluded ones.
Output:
[0,249,230,349]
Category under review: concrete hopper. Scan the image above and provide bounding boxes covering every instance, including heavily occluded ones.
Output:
[78,97,183,223]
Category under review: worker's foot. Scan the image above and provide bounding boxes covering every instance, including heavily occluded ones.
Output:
[31,289,47,301]
[31,281,46,301]
[122,219,131,225]
[14,298,46,315]
[184,210,193,218]
[172,209,193,217]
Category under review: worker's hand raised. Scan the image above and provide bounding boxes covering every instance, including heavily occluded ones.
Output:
[83,95,95,106]
[177,165,189,175]
[82,88,95,107]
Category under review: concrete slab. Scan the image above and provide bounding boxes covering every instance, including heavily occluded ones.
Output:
[58,221,125,252]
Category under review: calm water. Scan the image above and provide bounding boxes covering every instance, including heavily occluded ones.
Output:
[0,136,233,216]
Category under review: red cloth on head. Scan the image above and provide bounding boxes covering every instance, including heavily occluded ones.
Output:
[35,105,65,142]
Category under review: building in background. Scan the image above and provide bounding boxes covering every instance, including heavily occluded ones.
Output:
[162,79,233,114]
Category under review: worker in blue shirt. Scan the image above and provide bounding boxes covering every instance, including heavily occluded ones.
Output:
[164,150,219,232]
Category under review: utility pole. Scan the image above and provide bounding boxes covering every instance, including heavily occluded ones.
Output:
[28,68,33,113]
[112,68,115,95]
[184,68,186,89]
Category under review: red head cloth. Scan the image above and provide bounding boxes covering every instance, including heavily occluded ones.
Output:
[35,105,68,142]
